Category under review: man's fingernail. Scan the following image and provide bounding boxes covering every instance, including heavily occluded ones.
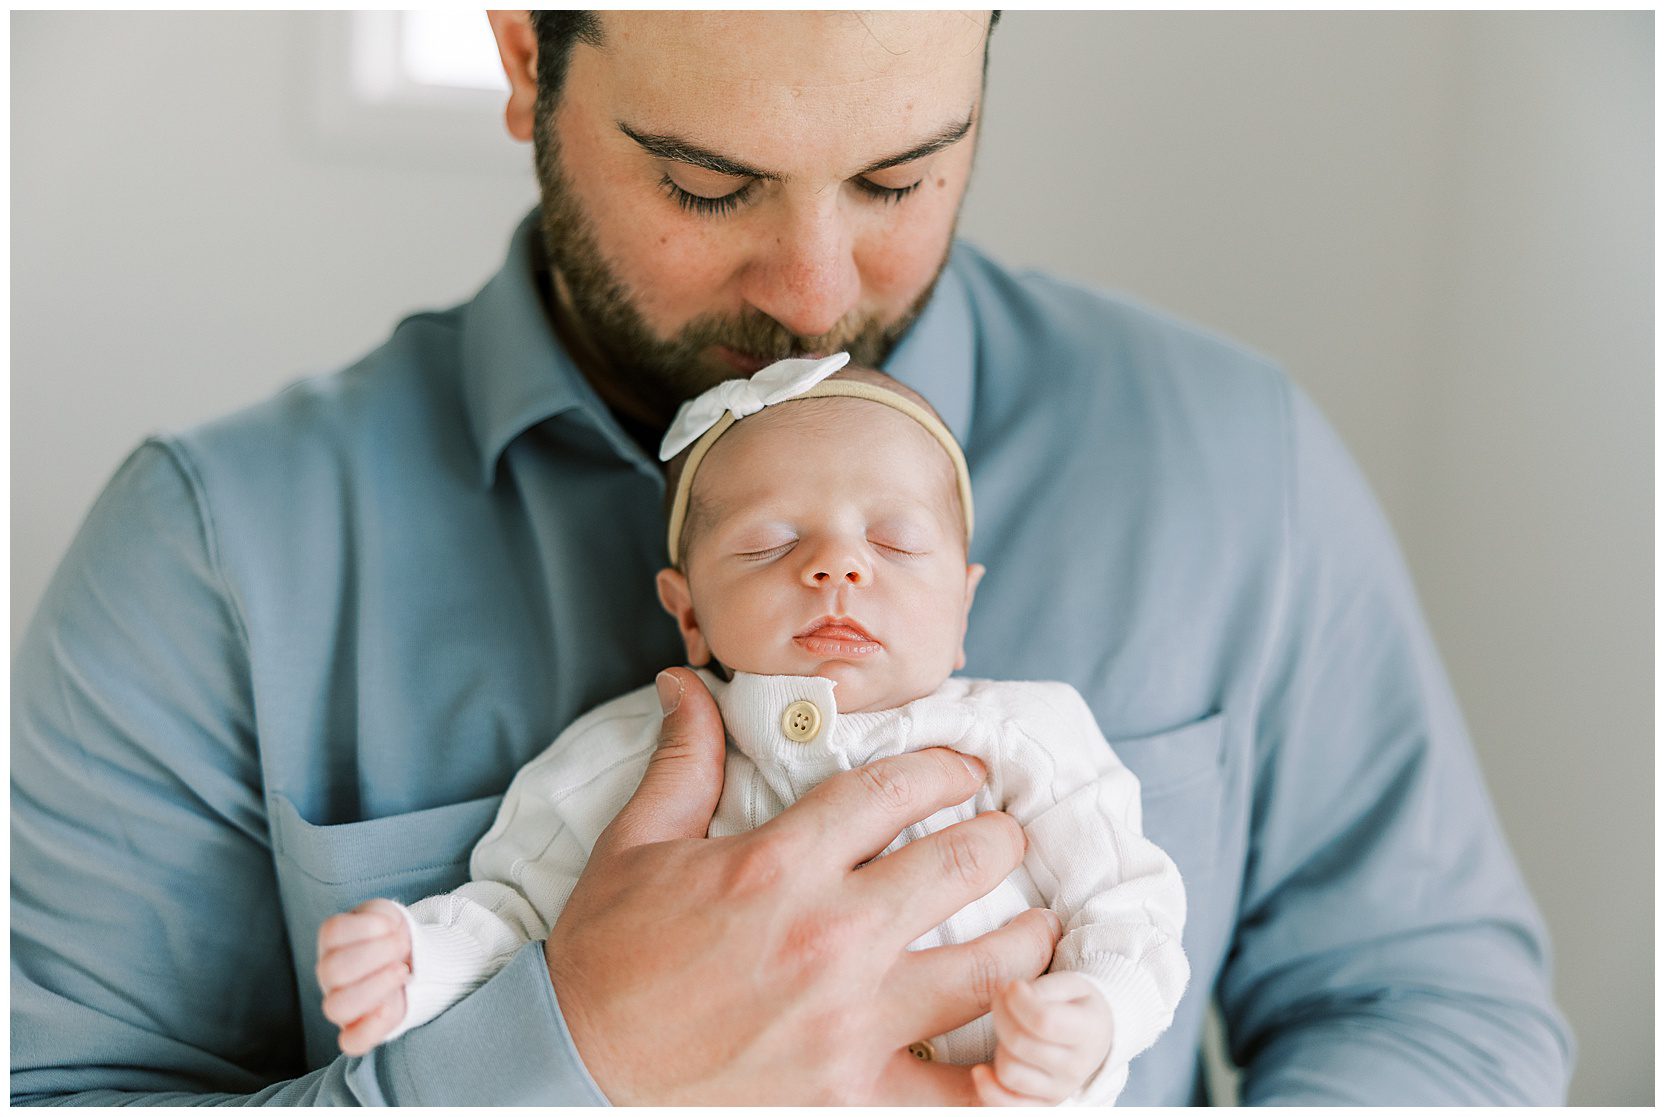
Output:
[656,671,683,716]
[1044,910,1064,938]
[960,754,987,781]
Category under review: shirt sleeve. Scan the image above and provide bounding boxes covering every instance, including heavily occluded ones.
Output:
[10,440,606,1106]
[1219,385,1573,1104]
[386,749,592,1041]
[991,684,1191,1105]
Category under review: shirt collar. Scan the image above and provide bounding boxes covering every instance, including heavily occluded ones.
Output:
[462,210,980,485]
[460,209,603,486]
[883,247,976,447]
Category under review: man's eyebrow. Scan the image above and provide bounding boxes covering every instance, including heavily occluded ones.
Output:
[617,110,975,183]
[857,113,974,175]
[618,123,781,182]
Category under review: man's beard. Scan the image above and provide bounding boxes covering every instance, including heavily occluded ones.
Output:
[532,122,948,425]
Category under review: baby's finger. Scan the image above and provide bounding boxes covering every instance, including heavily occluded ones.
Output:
[352,898,410,936]
[321,961,410,1027]
[337,1001,401,1058]
[994,1028,1078,1079]
[992,1046,1067,1103]
[997,978,1086,1045]
[971,1063,1047,1107]
[317,911,395,953]
[316,933,407,991]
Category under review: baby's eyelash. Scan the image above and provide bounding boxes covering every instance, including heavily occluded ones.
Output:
[738,542,796,561]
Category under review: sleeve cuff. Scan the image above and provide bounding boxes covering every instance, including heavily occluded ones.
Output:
[385,901,527,1043]
[354,939,610,1105]
[1065,953,1181,1105]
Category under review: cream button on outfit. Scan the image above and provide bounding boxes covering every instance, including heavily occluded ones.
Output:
[781,699,821,742]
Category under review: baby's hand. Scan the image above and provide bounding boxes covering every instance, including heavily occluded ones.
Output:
[316,898,413,1056]
[971,972,1114,1106]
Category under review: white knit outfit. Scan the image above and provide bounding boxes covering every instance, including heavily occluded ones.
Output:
[390,671,1189,1105]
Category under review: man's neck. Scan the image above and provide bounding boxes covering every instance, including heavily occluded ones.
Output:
[533,262,669,461]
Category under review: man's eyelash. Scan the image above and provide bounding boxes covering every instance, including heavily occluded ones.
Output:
[854,179,923,205]
[661,176,755,216]
[661,175,923,218]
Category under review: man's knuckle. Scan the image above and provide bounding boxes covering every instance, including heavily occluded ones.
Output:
[721,834,789,897]
[854,760,913,811]
[967,944,1004,1009]
[940,829,988,884]
[782,910,861,969]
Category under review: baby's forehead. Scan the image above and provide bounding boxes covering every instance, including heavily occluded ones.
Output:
[689,397,960,521]
[702,394,952,482]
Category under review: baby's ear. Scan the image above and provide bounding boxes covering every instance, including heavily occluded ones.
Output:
[955,563,986,670]
[655,567,713,667]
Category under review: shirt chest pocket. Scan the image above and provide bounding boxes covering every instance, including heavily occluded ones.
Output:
[1109,712,1228,894]
[268,792,503,1070]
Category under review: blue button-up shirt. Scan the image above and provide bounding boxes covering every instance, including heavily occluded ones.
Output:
[12,210,1570,1104]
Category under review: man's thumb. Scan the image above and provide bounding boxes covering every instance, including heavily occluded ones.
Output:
[597,667,726,854]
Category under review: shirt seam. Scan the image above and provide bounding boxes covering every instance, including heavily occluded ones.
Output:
[1242,375,1297,777]
[145,435,256,659]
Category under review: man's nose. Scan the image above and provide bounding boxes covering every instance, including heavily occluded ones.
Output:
[741,198,861,340]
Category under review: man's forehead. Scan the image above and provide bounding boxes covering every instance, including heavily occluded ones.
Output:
[592,11,992,90]
[574,12,989,183]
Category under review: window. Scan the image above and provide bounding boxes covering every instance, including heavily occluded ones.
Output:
[299,11,525,171]
[355,10,508,100]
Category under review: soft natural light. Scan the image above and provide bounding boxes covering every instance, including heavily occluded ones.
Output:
[399,10,507,93]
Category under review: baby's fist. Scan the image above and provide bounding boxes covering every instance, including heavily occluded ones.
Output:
[316,898,413,1056]
[974,972,1114,1106]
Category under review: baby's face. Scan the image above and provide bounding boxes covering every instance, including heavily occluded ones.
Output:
[657,397,983,713]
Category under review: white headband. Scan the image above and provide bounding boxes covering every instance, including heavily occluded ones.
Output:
[658,353,975,566]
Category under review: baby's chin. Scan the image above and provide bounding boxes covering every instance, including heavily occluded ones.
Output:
[747,656,949,714]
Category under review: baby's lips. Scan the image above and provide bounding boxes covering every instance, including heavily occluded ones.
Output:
[795,614,879,642]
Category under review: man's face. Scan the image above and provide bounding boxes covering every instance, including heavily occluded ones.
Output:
[658,397,983,714]
[533,12,991,423]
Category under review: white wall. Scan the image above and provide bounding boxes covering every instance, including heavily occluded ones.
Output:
[1410,13,1654,1104]
[10,11,1652,1105]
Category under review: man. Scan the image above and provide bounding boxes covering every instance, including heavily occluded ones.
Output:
[11,11,1570,1105]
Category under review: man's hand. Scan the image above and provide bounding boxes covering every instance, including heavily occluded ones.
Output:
[546,667,1060,1104]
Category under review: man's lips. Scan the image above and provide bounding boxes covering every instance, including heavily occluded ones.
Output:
[794,616,882,656]
[714,346,827,374]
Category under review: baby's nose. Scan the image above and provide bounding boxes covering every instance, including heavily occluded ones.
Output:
[809,567,864,585]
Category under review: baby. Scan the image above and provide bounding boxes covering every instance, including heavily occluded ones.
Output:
[315,354,1188,1105]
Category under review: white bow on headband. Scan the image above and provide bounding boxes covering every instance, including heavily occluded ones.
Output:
[658,352,852,462]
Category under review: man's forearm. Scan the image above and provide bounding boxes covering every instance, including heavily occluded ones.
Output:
[14,944,607,1107]
[1237,990,1571,1105]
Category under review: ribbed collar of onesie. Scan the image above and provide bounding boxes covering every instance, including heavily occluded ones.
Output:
[695,669,975,801]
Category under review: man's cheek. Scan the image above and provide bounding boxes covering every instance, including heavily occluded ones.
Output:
[860,224,951,300]
[616,230,738,322]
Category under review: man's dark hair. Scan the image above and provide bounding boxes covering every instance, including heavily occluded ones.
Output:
[527,11,604,112]
[528,11,1000,109]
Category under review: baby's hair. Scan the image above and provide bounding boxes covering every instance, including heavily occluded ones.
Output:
[661,365,966,569]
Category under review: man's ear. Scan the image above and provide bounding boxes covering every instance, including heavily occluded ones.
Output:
[954,563,986,671]
[656,568,713,667]
[485,10,539,143]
